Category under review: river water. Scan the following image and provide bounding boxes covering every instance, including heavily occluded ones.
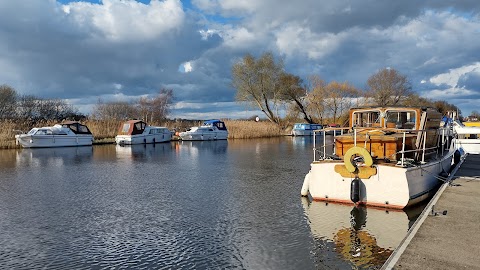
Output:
[0,137,424,269]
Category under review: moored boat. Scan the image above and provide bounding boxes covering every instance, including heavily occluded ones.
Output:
[291,123,323,136]
[301,106,457,209]
[15,121,94,148]
[115,120,172,145]
[453,120,480,154]
[179,119,228,141]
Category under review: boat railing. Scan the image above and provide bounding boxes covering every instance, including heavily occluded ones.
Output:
[312,126,453,166]
[312,127,351,161]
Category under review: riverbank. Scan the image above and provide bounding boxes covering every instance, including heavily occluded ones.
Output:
[0,119,289,149]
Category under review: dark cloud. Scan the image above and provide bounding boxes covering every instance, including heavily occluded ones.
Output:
[0,0,479,117]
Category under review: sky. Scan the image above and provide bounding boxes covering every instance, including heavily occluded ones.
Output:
[1,0,479,119]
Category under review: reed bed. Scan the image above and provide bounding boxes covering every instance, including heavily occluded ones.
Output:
[0,118,288,149]
[224,120,286,139]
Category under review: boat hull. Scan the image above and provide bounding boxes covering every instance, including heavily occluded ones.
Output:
[15,134,93,148]
[303,150,454,209]
[179,131,228,141]
[115,133,172,145]
[455,138,480,154]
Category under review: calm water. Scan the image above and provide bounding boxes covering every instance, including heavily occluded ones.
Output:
[0,137,423,269]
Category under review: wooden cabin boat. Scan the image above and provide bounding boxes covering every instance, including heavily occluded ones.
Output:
[115,120,172,145]
[291,123,323,136]
[301,106,457,209]
[15,121,93,148]
[179,119,228,141]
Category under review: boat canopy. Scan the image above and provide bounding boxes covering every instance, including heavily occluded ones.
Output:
[203,119,227,130]
[293,123,322,130]
[118,120,148,135]
[61,121,92,135]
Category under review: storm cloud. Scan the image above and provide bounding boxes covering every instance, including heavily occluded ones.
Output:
[0,0,479,118]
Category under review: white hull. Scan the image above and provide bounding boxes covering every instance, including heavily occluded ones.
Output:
[115,133,172,145]
[15,134,93,148]
[179,131,228,141]
[455,139,480,154]
[291,130,313,136]
[302,150,454,209]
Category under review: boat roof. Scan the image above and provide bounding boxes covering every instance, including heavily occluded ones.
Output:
[203,119,224,125]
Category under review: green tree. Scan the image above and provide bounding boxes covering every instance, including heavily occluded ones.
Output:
[366,68,412,106]
[232,52,284,125]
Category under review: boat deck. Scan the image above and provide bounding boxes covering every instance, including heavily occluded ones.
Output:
[382,154,480,269]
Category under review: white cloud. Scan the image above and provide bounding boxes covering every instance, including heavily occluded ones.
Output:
[180,61,193,73]
[429,62,480,87]
[63,0,185,41]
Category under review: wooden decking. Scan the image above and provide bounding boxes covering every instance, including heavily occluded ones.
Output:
[382,154,480,270]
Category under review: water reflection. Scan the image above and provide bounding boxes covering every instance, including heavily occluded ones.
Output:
[15,146,93,167]
[115,143,174,161]
[302,198,423,269]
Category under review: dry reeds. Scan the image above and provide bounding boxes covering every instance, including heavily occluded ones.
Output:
[0,118,289,149]
[224,120,286,139]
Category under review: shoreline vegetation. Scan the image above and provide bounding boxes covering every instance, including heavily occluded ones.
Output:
[0,119,289,149]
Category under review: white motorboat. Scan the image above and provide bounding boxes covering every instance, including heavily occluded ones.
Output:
[179,119,228,141]
[15,121,94,148]
[453,120,480,154]
[301,106,458,209]
[115,120,172,145]
[291,123,323,136]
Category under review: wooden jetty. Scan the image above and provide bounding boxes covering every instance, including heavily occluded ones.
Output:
[382,154,480,270]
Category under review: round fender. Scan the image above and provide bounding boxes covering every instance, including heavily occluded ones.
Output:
[344,146,373,173]
[301,172,310,196]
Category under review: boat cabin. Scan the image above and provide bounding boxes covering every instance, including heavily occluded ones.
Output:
[118,120,148,135]
[203,119,227,130]
[61,121,92,135]
[293,123,322,130]
[334,107,443,161]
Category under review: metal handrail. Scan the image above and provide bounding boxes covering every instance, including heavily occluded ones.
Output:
[312,126,452,165]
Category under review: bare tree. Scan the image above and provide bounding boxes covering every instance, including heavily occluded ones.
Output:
[138,88,173,123]
[0,84,17,119]
[366,68,412,106]
[323,81,360,124]
[91,99,138,120]
[232,52,284,125]
[306,75,327,124]
[277,73,314,124]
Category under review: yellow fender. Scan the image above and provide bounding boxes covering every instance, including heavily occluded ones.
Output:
[344,146,373,173]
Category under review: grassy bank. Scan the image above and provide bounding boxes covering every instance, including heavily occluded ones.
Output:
[0,119,288,149]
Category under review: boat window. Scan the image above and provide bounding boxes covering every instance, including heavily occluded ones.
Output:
[122,123,130,133]
[27,129,36,135]
[352,110,381,127]
[385,110,416,129]
[78,125,89,133]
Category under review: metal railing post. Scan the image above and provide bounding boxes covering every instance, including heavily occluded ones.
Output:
[422,130,427,163]
[313,130,316,161]
[323,130,326,159]
[401,132,406,167]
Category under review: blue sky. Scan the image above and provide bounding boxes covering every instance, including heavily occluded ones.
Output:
[0,0,479,119]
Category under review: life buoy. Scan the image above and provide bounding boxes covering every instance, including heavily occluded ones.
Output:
[344,146,373,173]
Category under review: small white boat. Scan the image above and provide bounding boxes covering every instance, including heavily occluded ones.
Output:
[301,106,458,209]
[291,123,323,136]
[15,121,94,148]
[115,120,172,145]
[453,120,480,154]
[179,119,228,141]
